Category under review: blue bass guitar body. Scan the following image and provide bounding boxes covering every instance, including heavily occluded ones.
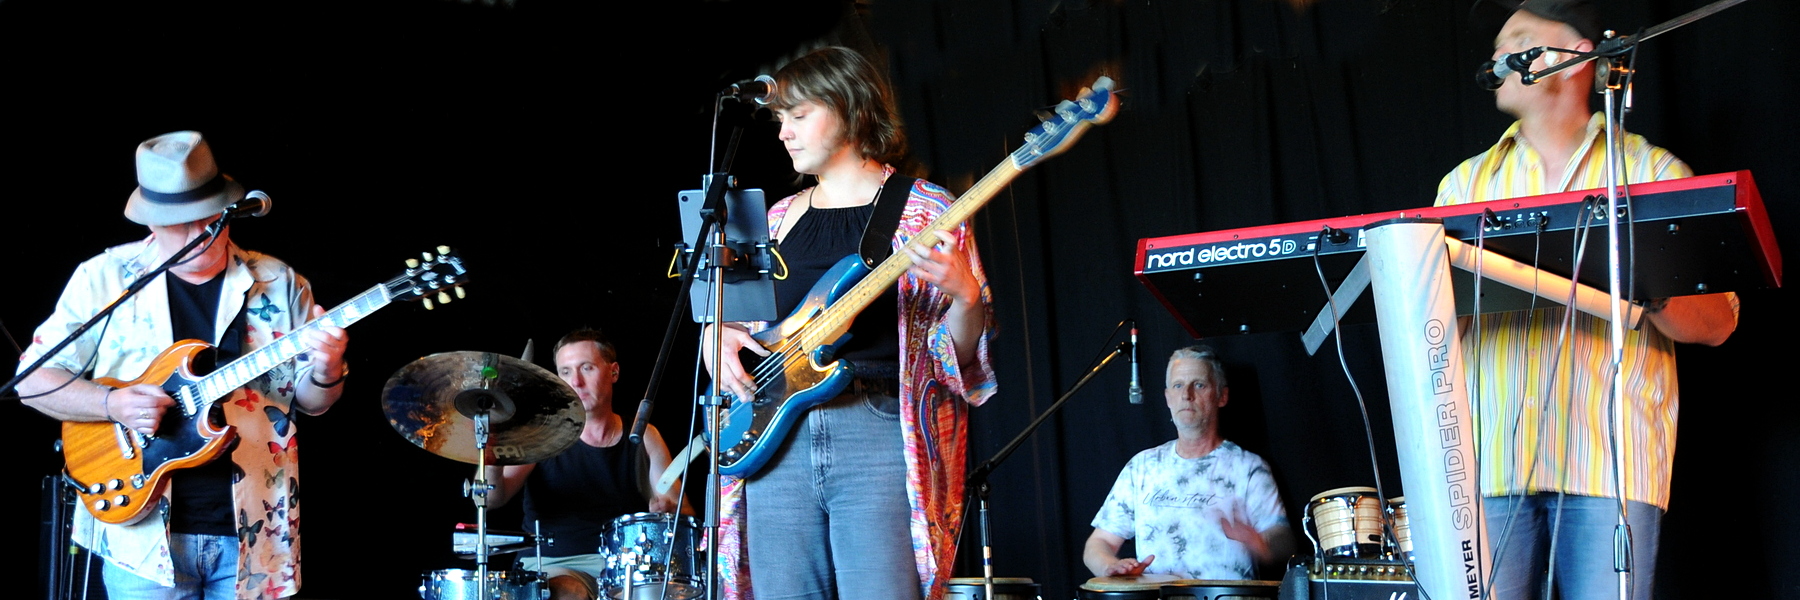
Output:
[714,254,869,477]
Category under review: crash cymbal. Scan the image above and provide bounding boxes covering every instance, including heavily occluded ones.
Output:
[381,351,583,465]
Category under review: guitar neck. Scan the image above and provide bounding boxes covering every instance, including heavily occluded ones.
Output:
[798,159,1027,345]
[784,76,1114,351]
[182,284,391,412]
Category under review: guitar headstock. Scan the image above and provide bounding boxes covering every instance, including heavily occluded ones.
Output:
[1011,76,1120,170]
[387,246,470,310]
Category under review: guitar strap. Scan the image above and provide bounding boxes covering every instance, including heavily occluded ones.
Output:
[857,175,916,268]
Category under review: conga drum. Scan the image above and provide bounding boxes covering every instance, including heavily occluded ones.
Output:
[1158,579,1280,599]
[943,576,1041,600]
[1079,574,1190,600]
[1306,487,1384,558]
[1387,496,1413,561]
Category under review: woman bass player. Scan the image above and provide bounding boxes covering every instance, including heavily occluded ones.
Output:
[702,46,998,600]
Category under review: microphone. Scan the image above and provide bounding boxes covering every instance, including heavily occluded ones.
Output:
[723,75,777,105]
[1476,48,1544,90]
[628,397,652,445]
[222,190,272,219]
[1127,324,1143,404]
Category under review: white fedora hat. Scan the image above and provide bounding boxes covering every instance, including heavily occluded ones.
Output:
[123,131,244,226]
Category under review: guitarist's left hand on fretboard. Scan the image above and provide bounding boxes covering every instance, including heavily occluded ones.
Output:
[294,304,350,412]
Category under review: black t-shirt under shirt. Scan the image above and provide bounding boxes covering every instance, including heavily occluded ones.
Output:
[164,273,241,536]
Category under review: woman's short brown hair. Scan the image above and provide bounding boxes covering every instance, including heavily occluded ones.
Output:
[771,46,908,167]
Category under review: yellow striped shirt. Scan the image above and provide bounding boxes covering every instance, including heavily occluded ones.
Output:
[1434,112,1694,509]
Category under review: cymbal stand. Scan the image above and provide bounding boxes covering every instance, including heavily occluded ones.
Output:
[461,362,502,600]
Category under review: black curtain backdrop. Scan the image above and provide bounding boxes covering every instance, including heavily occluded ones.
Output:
[3,0,1794,598]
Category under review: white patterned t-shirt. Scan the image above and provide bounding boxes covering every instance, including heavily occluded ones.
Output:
[1091,440,1287,580]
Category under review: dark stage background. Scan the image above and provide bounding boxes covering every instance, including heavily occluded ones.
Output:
[3,0,1795,598]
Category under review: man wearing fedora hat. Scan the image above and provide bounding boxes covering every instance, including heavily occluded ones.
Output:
[17,131,349,600]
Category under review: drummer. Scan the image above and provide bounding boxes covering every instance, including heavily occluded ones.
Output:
[485,328,688,600]
[1084,346,1294,580]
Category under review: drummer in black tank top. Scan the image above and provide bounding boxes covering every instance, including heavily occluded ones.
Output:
[483,329,688,600]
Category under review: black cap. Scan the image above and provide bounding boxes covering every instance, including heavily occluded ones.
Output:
[1516,0,1604,43]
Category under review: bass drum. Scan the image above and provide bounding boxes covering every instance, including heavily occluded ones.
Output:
[419,569,548,600]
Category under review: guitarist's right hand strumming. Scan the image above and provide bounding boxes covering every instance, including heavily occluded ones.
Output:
[104,383,177,436]
[23,373,178,437]
[702,323,769,400]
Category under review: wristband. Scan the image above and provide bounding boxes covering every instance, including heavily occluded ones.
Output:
[311,364,349,389]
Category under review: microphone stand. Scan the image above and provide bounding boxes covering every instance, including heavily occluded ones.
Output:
[3,211,239,399]
[964,340,1131,600]
[635,87,765,600]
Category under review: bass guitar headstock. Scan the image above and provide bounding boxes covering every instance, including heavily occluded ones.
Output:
[1011,76,1120,170]
[387,245,470,309]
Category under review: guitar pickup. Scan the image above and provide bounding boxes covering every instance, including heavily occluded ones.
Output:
[111,423,137,460]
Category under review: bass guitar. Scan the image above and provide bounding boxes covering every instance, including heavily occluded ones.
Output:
[712,78,1119,477]
[63,246,470,524]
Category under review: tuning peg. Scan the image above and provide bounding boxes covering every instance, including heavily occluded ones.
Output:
[454,287,466,299]
[406,258,420,269]
[422,251,435,262]
[422,298,435,310]
[437,245,452,256]
[438,291,452,305]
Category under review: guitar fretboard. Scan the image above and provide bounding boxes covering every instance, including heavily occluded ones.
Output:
[791,160,1028,351]
[182,284,391,413]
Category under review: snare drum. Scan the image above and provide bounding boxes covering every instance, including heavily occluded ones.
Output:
[1387,496,1412,560]
[1306,487,1384,558]
[1078,574,1190,600]
[602,512,703,600]
[1159,580,1279,599]
[419,569,547,600]
[944,576,1041,600]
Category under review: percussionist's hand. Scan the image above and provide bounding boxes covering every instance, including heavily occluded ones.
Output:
[702,324,768,401]
[1105,554,1156,577]
[109,384,176,436]
[1221,516,1270,560]
[301,305,349,376]
[904,230,980,307]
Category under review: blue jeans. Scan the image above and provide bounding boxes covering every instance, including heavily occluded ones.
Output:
[745,392,920,600]
[1484,494,1662,600]
[102,534,237,600]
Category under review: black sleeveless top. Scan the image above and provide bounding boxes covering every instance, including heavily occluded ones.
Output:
[774,202,901,378]
[521,438,649,557]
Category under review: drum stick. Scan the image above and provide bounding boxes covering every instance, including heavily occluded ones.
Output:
[657,435,708,494]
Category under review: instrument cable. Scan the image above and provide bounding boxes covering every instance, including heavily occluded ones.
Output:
[1309,226,1430,600]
